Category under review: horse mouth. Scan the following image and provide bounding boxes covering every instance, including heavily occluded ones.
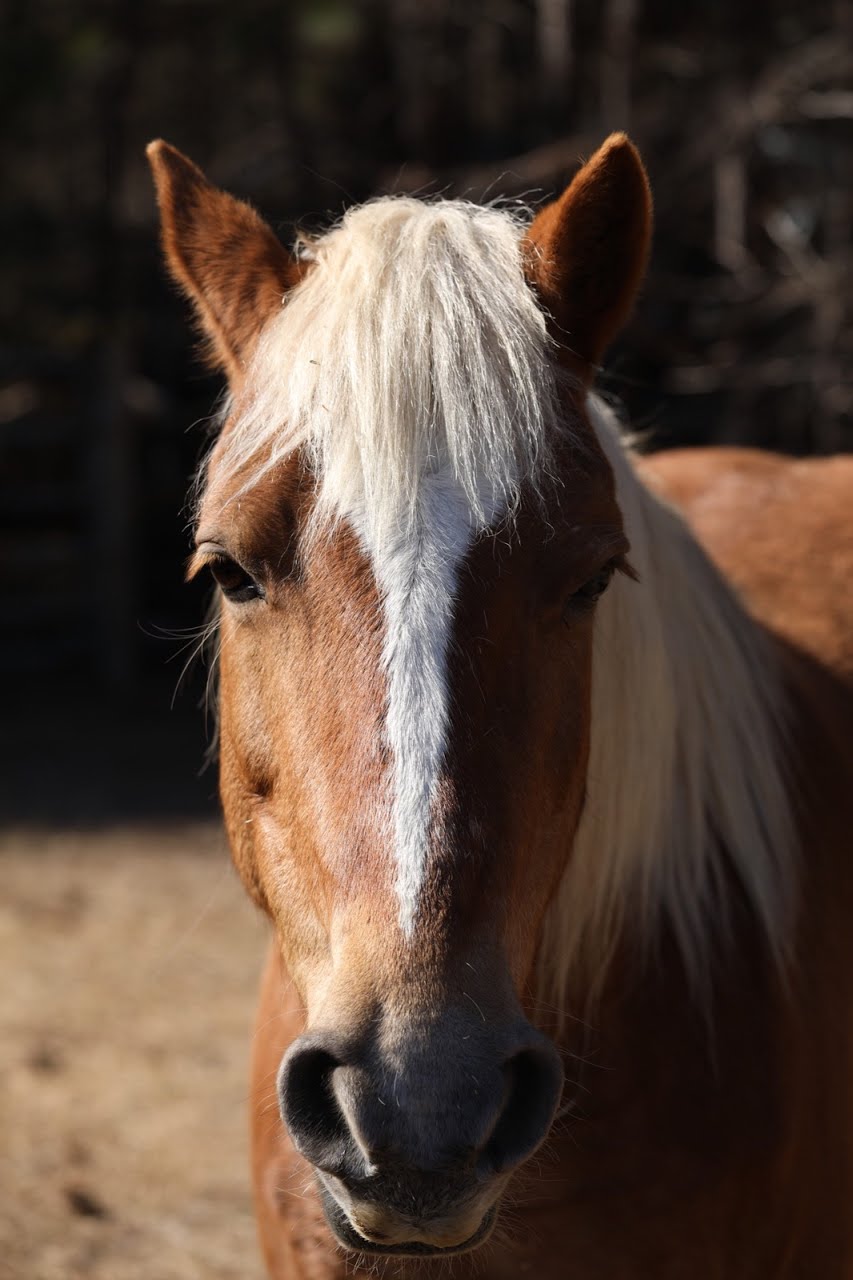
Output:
[317,1182,498,1257]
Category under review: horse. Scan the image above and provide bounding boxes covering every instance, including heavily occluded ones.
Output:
[148,134,853,1278]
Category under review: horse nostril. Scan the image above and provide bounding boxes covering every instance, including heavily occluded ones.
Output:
[481,1042,564,1176]
[278,1041,352,1174]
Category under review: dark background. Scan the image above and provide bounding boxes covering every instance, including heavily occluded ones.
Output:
[2,0,850,823]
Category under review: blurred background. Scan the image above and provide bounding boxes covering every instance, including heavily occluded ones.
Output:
[1,2,850,1277]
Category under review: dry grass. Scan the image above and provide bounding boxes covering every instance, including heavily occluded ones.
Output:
[0,823,269,1280]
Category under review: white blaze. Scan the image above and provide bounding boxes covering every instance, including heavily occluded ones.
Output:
[356,472,503,937]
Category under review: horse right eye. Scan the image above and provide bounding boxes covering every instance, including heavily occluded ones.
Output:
[208,554,265,604]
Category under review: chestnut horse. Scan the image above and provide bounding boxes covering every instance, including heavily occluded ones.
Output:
[149,135,853,1278]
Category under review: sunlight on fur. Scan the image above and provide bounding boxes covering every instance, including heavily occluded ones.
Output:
[220,196,564,544]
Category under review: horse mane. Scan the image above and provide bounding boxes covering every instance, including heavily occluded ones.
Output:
[537,398,796,1006]
[219,196,566,546]
[211,193,795,996]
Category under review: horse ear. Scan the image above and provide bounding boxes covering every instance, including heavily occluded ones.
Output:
[524,133,652,375]
[146,140,302,381]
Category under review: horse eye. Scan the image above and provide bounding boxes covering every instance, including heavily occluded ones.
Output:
[564,564,614,620]
[208,554,264,604]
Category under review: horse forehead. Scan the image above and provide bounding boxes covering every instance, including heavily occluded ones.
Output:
[197,439,299,536]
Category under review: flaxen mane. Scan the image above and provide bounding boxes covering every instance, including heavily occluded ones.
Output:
[207,195,794,989]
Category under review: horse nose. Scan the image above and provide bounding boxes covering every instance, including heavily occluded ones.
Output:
[277,1036,355,1175]
[277,1025,563,1182]
[478,1038,564,1176]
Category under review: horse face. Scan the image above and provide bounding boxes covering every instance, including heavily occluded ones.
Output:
[195,426,625,1252]
[150,133,650,1255]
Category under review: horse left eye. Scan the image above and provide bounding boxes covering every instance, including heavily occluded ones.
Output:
[564,565,614,618]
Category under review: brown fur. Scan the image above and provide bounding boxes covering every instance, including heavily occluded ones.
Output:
[147,140,305,381]
[149,138,853,1278]
[524,132,652,373]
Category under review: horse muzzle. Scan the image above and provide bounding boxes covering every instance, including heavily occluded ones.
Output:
[277,1008,563,1255]
[316,1172,500,1256]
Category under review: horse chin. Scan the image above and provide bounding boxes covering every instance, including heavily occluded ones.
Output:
[316,1180,499,1257]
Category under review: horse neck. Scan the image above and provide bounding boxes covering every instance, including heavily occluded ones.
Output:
[529,436,853,1268]
[536,396,796,1020]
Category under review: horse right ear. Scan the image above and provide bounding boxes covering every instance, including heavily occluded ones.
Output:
[146,140,303,382]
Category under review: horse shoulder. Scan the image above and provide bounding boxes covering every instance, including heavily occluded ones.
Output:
[638,447,853,1273]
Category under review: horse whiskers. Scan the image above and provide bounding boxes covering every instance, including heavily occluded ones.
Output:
[165,610,219,711]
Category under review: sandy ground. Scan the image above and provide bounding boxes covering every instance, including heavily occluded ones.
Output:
[0,823,271,1280]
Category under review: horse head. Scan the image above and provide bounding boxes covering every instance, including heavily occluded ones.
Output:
[149,134,652,1255]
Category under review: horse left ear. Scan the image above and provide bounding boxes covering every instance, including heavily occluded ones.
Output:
[524,133,652,375]
[147,139,303,381]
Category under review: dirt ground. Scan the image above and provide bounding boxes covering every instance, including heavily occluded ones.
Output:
[0,823,271,1280]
